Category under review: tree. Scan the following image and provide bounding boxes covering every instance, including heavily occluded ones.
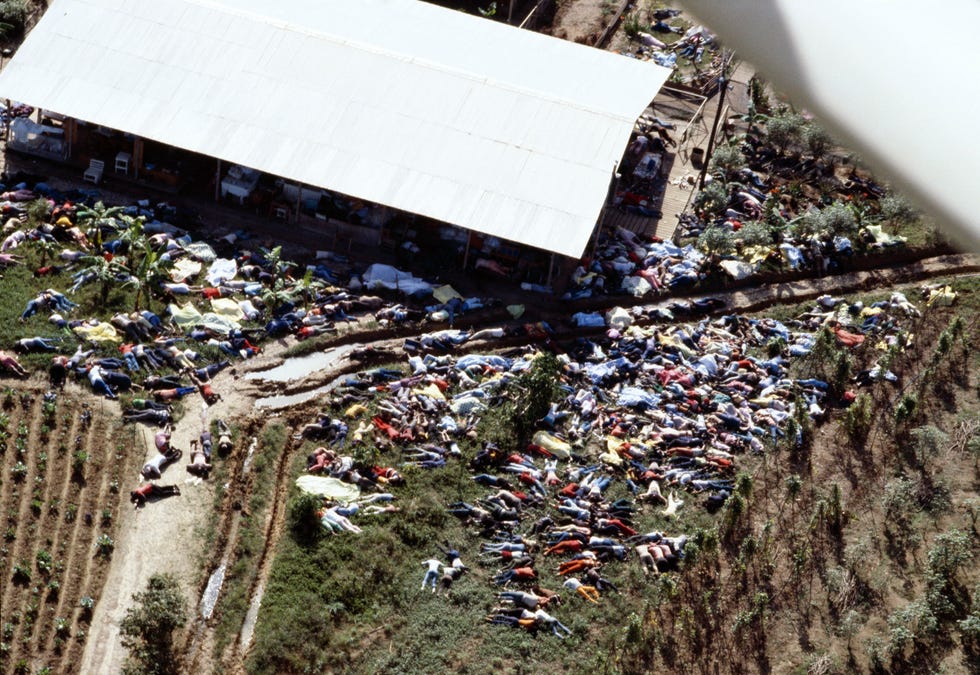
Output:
[34,238,57,267]
[288,491,324,543]
[120,574,187,675]
[75,201,125,236]
[710,143,746,180]
[0,0,29,36]
[116,216,150,274]
[261,245,295,286]
[25,198,51,226]
[128,247,172,311]
[802,123,833,159]
[290,267,322,310]
[512,351,561,436]
[259,245,298,311]
[765,111,805,156]
[880,194,918,227]
[77,254,131,305]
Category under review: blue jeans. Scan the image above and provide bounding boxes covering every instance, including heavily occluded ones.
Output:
[20,300,41,320]
[123,352,140,371]
[422,570,439,590]
[92,379,116,399]
[550,621,572,638]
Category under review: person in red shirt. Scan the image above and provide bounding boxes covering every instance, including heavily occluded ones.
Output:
[493,566,537,585]
[544,540,584,556]
[130,482,180,508]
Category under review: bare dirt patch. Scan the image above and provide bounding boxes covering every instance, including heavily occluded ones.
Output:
[548,0,619,44]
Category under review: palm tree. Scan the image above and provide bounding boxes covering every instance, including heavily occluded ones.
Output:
[76,254,130,306]
[261,278,296,313]
[127,248,172,311]
[34,237,58,267]
[75,201,125,238]
[115,215,149,274]
[290,267,323,309]
[260,245,296,286]
[26,198,52,227]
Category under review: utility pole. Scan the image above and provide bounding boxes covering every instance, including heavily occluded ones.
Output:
[697,75,726,190]
[697,50,735,190]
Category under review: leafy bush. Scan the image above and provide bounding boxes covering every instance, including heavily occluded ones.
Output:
[958,585,980,653]
[908,425,948,466]
[36,549,52,575]
[96,534,114,558]
[926,529,973,581]
[288,492,323,543]
[622,11,643,39]
[72,450,88,476]
[798,201,858,240]
[120,574,187,675]
[709,143,746,177]
[697,226,735,257]
[802,123,833,157]
[765,111,806,155]
[0,0,29,30]
[819,201,859,238]
[765,336,786,358]
[880,194,918,225]
[693,181,729,218]
[843,393,873,444]
[12,560,31,583]
[737,221,773,248]
[894,393,918,427]
[887,600,937,653]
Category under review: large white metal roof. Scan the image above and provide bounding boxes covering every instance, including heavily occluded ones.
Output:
[0,0,671,258]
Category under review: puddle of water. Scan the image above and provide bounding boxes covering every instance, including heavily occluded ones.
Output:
[199,563,226,620]
[241,437,258,473]
[238,578,265,656]
[245,344,355,383]
[254,375,347,409]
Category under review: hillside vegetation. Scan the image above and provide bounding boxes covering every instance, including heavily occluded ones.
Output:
[243,278,980,674]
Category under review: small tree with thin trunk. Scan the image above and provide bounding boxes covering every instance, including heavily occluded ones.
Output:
[120,573,187,675]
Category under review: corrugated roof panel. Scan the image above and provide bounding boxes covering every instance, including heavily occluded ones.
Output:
[0,0,670,259]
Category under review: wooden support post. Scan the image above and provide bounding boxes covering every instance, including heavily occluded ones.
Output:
[591,163,620,262]
[133,137,144,179]
[462,232,472,270]
[214,158,221,202]
[65,118,74,160]
[546,252,555,287]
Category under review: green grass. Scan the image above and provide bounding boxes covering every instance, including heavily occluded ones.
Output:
[211,422,288,662]
[246,419,706,675]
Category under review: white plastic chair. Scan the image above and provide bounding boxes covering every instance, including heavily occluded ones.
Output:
[83,159,104,184]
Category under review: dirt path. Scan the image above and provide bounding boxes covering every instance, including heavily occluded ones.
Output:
[77,350,281,675]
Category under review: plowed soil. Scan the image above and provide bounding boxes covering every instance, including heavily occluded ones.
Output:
[0,385,138,674]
